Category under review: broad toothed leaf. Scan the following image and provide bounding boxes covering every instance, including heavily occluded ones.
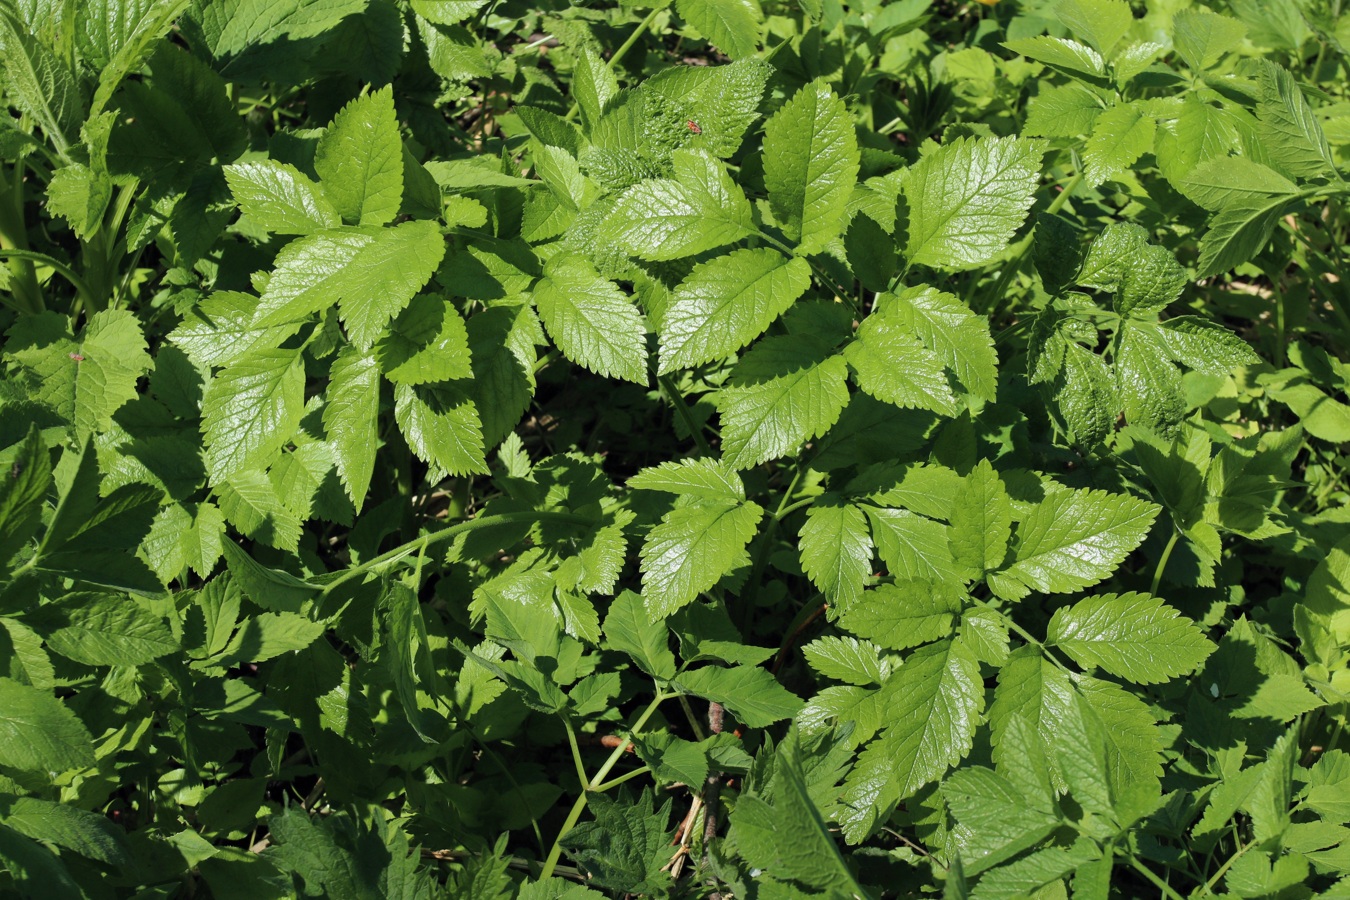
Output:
[763,80,860,255]
[640,500,763,618]
[1047,592,1215,684]
[532,252,648,384]
[999,488,1159,595]
[658,248,810,373]
[716,334,850,470]
[903,136,1043,271]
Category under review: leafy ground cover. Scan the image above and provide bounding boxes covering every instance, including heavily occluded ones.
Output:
[3,0,1350,896]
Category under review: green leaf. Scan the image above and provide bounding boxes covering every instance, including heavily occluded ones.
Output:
[314,85,404,225]
[0,7,79,157]
[842,639,983,838]
[729,739,865,893]
[1023,83,1103,138]
[212,612,325,666]
[865,507,963,586]
[799,501,873,611]
[1050,341,1115,446]
[1084,103,1156,186]
[970,840,1101,900]
[202,348,305,482]
[802,636,886,685]
[628,458,745,503]
[999,487,1159,595]
[1195,193,1297,279]
[1047,592,1215,684]
[1172,8,1247,69]
[632,732,709,787]
[990,649,1163,820]
[39,593,177,666]
[219,541,318,613]
[1056,0,1134,57]
[532,143,584,209]
[840,581,961,651]
[0,677,95,773]
[382,582,438,741]
[1003,36,1106,81]
[560,791,672,893]
[948,460,1011,574]
[0,426,51,568]
[903,136,1043,271]
[1115,242,1186,317]
[170,291,298,368]
[224,160,341,235]
[845,307,959,416]
[1158,317,1262,374]
[763,80,860,255]
[1180,157,1299,211]
[254,221,447,350]
[393,382,487,477]
[532,253,648,384]
[375,297,473,385]
[717,334,851,470]
[640,500,762,617]
[6,310,151,441]
[1076,222,1147,292]
[88,0,193,120]
[1253,60,1337,179]
[0,796,131,867]
[674,0,762,60]
[604,149,755,261]
[46,163,112,240]
[887,286,998,402]
[1115,320,1186,434]
[944,765,1060,874]
[603,590,676,680]
[572,47,617,132]
[217,469,303,550]
[323,345,380,510]
[1155,95,1239,188]
[658,248,810,373]
[673,665,802,727]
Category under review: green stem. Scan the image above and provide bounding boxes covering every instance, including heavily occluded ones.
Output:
[659,373,712,456]
[0,166,44,314]
[774,496,815,522]
[677,695,708,741]
[1194,839,1256,897]
[562,718,590,788]
[755,228,856,310]
[0,249,94,313]
[593,765,651,792]
[539,691,670,880]
[563,2,670,122]
[1151,529,1180,596]
[318,510,596,595]
[739,467,806,634]
[1126,854,1187,900]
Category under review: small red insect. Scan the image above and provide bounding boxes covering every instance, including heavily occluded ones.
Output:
[686,120,702,134]
[69,352,84,361]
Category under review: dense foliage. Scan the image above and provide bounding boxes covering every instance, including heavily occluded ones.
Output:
[2,0,1350,896]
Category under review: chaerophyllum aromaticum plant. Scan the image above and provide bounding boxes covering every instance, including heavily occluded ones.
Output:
[4,0,1350,896]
